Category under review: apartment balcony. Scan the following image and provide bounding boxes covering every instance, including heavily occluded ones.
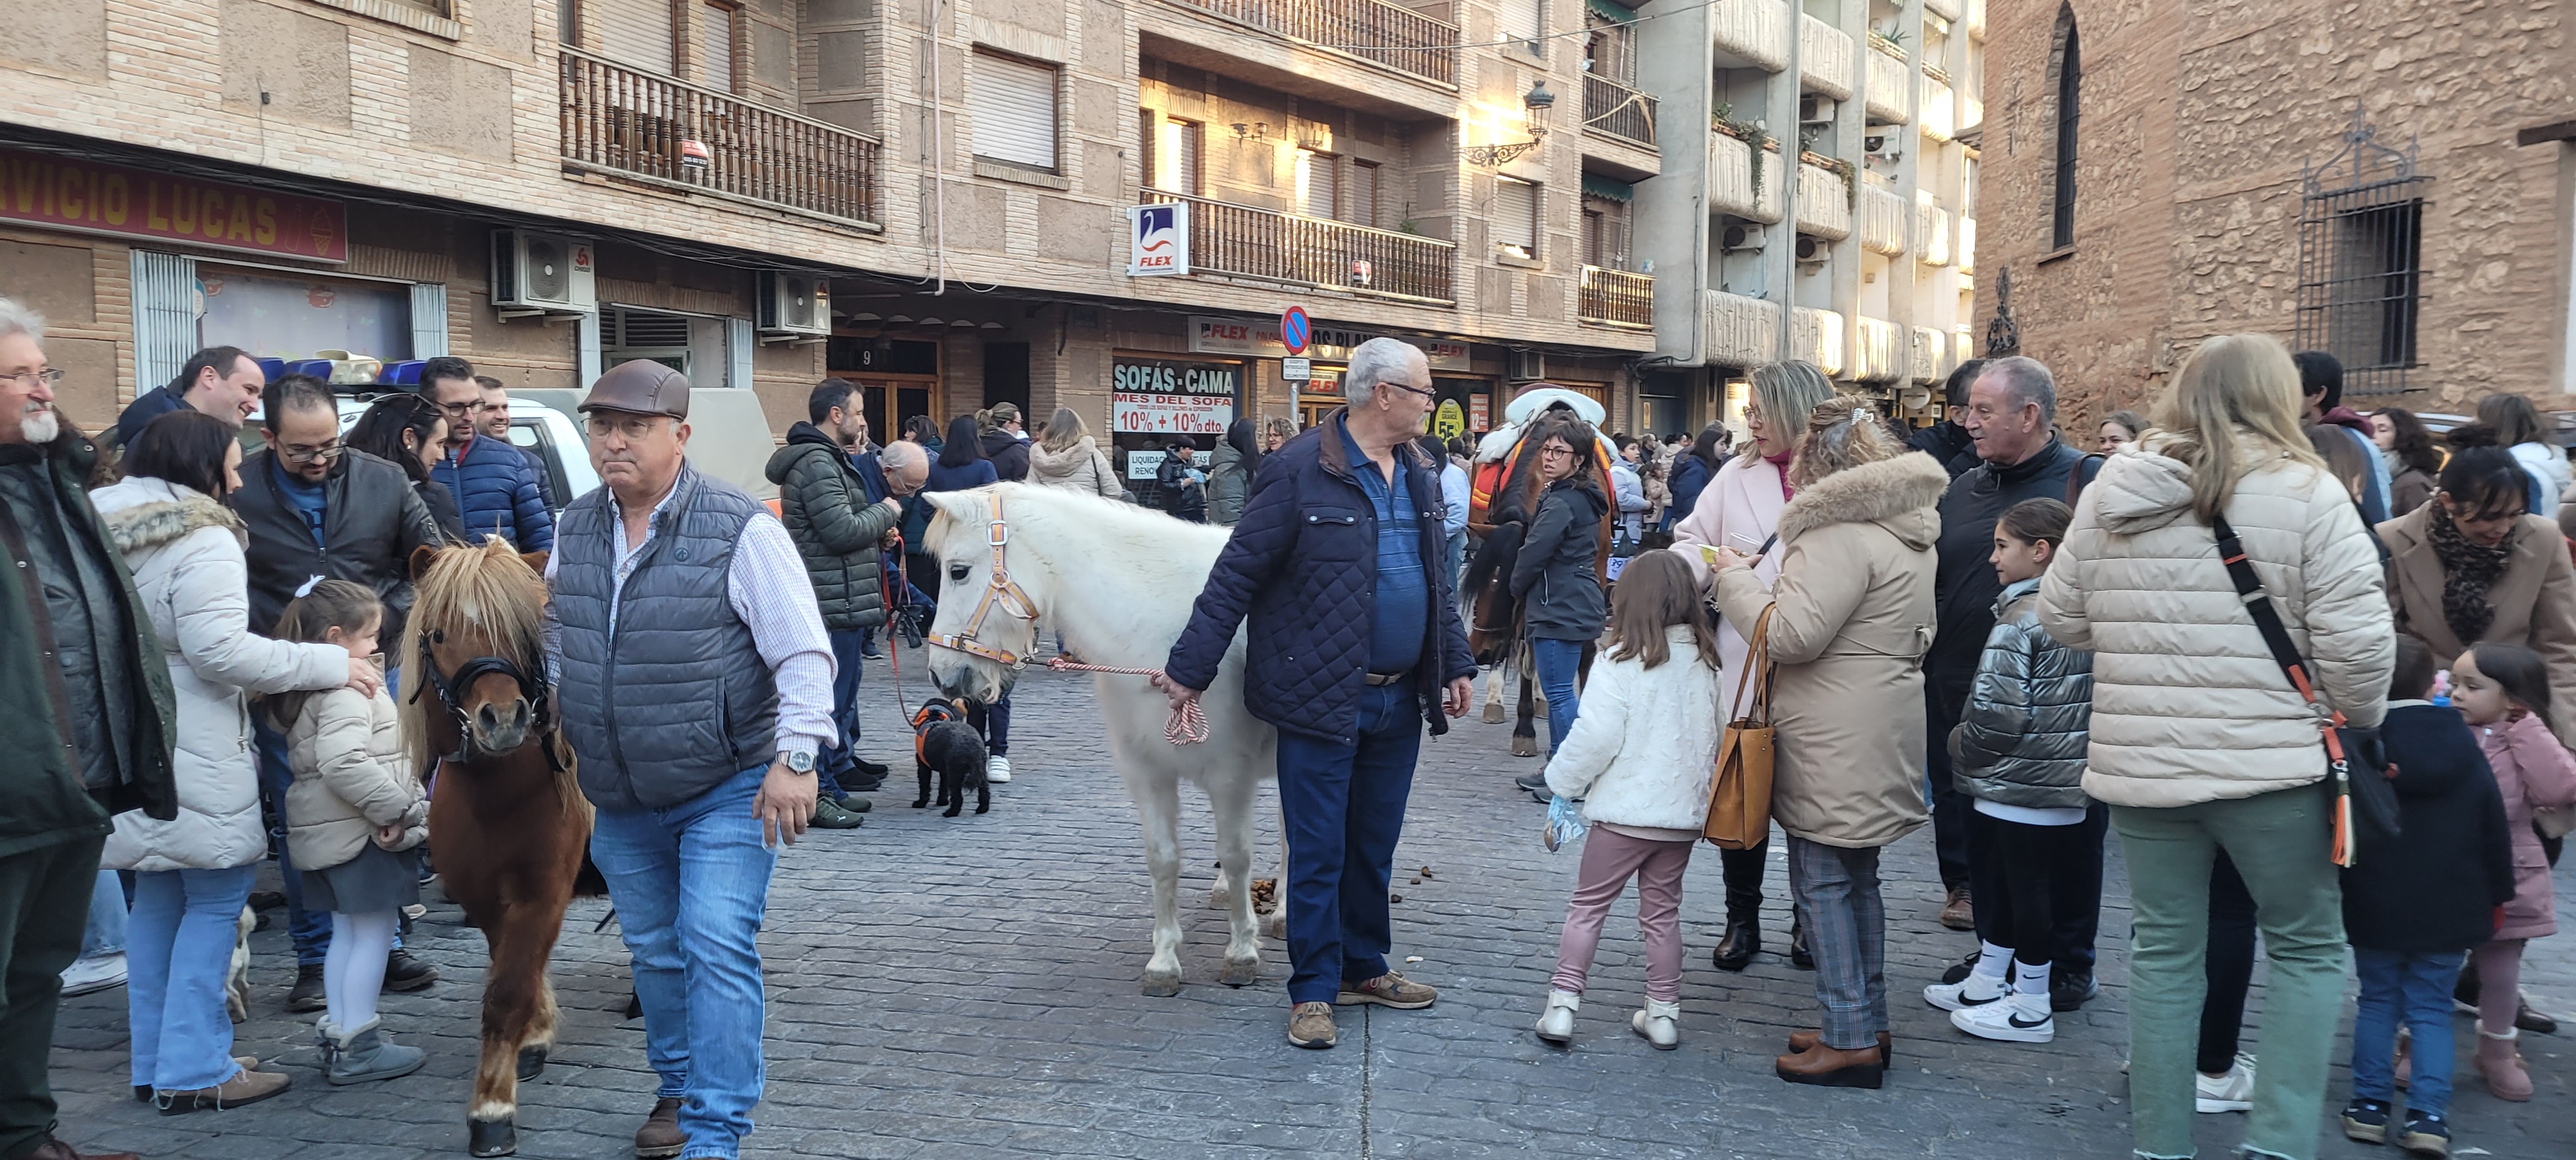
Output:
[560,49,881,225]
[1702,290,1781,369]
[1919,74,1956,141]
[1160,0,1460,88]
[1851,316,1903,383]
[1859,183,1908,256]
[1709,130,1781,222]
[1864,42,1910,125]
[1583,75,1659,152]
[1958,92,1985,134]
[1966,0,1987,40]
[1796,160,1851,240]
[1958,215,1977,275]
[1577,266,1655,330]
[1149,192,1456,303]
[1911,324,1951,385]
[1916,197,1952,266]
[1800,15,1854,101]
[1712,0,1788,71]
[1794,307,1844,377]
[1924,0,1962,20]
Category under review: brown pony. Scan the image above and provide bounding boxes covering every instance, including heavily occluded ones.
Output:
[1459,411,1615,756]
[401,540,592,1159]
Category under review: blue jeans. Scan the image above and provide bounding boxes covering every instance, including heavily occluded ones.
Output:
[2352,947,2466,1115]
[1274,682,1423,1004]
[819,630,870,798]
[1530,637,1584,756]
[81,869,125,957]
[590,764,779,1159]
[967,694,1011,757]
[125,865,256,1091]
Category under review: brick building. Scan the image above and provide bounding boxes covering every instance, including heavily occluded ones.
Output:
[1974,0,2576,429]
[1,0,1694,492]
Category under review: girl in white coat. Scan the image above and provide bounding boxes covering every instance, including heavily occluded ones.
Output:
[91,411,373,1112]
[1532,553,1723,1050]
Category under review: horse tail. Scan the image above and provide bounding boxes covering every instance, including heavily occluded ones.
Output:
[1462,521,1526,601]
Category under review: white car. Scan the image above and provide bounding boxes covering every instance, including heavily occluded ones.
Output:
[241,393,601,513]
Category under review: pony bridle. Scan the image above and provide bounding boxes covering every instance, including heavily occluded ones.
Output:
[411,629,561,769]
[923,492,1040,670]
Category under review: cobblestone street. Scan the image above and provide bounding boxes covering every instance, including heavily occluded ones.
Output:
[48,655,2576,1159]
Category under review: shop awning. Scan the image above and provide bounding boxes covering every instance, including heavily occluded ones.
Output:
[1586,0,1638,21]
[1581,174,1636,202]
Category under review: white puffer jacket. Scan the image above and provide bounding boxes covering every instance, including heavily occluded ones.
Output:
[1541,626,1724,834]
[91,477,349,872]
[2037,434,2393,809]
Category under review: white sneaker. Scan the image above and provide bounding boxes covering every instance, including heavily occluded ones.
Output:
[1534,989,1579,1045]
[60,952,126,996]
[1630,998,1680,1050]
[1924,975,2009,1012]
[2196,1053,2257,1113]
[1952,992,2054,1042]
[986,756,1011,783]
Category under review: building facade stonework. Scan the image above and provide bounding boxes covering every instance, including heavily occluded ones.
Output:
[1975,0,2576,428]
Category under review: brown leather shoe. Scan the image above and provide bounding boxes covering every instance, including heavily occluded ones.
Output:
[1788,1029,1894,1063]
[157,1067,289,1114]
[1939,886,1975,931]
[634,1095,686,1159]
[23,1137,141,1160]
[1287,1001,1338,1049]
[1776,1041,1886,1088]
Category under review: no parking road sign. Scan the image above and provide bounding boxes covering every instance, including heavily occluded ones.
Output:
[1280,306,1310,356]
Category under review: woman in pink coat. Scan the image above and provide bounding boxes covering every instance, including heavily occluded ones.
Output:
[2451,643,2576,1101]
[1666,360,1836,972]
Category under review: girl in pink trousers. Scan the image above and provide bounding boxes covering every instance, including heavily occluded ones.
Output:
[2450,642,2576,1101]
[1533,552,1723,1049]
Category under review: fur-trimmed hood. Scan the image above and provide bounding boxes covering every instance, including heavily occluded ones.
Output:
[1027,435,1104,480]
[1774,451,1946,549]
[91,477,245,553]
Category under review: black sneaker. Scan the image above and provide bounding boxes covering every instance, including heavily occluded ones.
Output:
[2398,1108,2450,1157]
[809,798,866,830]
[2050,970,2100,1012]
[287,962,328,1013]
[247,890,287,912]
[852,756,891,782]
[1940,950,2018,987]
[385,949,440,993]
[2342,1097,2392,1145]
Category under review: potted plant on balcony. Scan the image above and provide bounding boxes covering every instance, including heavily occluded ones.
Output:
[1869,28,1908,57]
[1711,104,1775,199]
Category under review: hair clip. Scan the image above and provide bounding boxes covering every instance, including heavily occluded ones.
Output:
[295,574,324,599]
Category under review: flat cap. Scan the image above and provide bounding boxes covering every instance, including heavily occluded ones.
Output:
[581,360,691,419]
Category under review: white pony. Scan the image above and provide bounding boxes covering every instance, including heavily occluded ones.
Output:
[917,482,1276,996]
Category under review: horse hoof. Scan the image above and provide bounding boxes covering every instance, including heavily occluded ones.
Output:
[516,1045,548,1082]
[1483,703,1505,724]
[468,1117,518,1157]
[1262,913,1287,940]
[1511,736,1539,758]
[1220,958,1261,988]
[1141,969,1183,998]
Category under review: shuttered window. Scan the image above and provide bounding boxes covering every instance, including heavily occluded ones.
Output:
[1153,116,1201,195]
[702,2,735,92]
[1494,177,1539,258]
[1349,160,1380,228]
[1501,0,1543,52]
[596,0,678,75]
[1296,150,1337,219]
[970,51,1059,171]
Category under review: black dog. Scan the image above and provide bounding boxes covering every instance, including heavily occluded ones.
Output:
[910,698,990,817]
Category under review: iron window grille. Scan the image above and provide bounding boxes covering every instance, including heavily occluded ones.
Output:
[2295,110,2428,395]
[2050,24,2078,250]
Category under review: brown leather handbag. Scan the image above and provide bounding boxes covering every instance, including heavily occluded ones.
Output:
[1704,606,1777,850]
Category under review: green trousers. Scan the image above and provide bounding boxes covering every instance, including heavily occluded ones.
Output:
[2113,784,2344,1160]
[0,835,108,1160]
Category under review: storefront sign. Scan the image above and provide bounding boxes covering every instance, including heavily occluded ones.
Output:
[0,147,347,262]
[1188,316,1471,370]
[1112,356,1239,436]
[1434,399,1467,439]
[1469,395,1491,432]
[1127,204,1190,277]
[1124,448,1209,480]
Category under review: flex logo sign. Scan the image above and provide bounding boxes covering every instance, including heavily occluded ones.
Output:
[1126,203,1191,277]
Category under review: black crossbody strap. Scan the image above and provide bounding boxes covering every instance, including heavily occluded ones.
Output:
[2211,514,2326,710]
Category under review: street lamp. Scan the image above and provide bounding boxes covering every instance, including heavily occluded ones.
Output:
[1465,82,1556,167]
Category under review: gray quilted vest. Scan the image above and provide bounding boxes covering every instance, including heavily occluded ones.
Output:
[554,464,777,811]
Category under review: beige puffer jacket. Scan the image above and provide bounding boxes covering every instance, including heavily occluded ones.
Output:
[1027,436,1123,499]
[284,685,427,872]
[2037,434,2393,809]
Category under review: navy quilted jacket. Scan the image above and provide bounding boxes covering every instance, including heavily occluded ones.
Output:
[433,433,555,551]
[1165,409,1475,745]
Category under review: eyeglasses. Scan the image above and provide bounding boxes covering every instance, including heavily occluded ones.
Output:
[280,441,345,465]
[585,414,673,441]
[1538,445,1575,459]
[435,398,487,418]
[1384,380,1436,402]
[1,369,64,390]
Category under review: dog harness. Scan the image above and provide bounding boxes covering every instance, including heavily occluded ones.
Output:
[911,699,967,765]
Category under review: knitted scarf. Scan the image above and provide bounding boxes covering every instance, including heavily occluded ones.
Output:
[2426,503,2511,645]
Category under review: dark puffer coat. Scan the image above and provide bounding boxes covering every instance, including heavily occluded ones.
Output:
[432,433,555,551]
[2340,702,2517,954]
[1950,578,2094,809]
[765,422,899,632]
[1510,476,1608,643]
[1165,409,1475,745]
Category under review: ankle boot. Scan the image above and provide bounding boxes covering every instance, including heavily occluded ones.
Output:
[1712,918,1759,972]
[327,1016,428,1085]
[1631,999,1680,1050]
[2476,1026,2532,1101]
[1533,989,1579,1045]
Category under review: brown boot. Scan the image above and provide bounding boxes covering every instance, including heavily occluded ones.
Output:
[1939,886,1975,931]
[1788,1028,1894,1063]
[1776,1041,1886,1088]
[2476,1027,2533,1101]
[23,1138,141,1160]
[157,1066,289,1114]
[634,1097,686,1159]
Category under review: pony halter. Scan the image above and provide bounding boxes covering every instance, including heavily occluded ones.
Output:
[923,491,1041,669]
[411,629,562,770]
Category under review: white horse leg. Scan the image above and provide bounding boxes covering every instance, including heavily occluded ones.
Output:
[1133,770,1187,997]
[1265,795,1291,941]
[1206,765,1262,987]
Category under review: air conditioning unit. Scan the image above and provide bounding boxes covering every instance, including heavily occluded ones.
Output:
[1721,222,1768,253]
[1509,351,1547,381]
[1795,234,1829,265]
[757,271,831,339]
[1799,95,1837,125]
[490,230,596,317]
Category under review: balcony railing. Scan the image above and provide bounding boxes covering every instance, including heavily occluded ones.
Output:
[1911,324,1951,385]
[1859,183,1908,256]
[1920,74,1956,141]
[1165,0,1460,86]
[1864,42,1910,124]
[1703,290,1781,369]
[1583,75,1658,150]
[1799,15,1853,100]
[1794,307,1844,377]
[1916,197,1952,266]
[1712,0,1788,70]
[1709,131,1780,222]
[1577,266,1654,329]
[1149,192,1456,303]
[560,49,881,225]
[1851,316,1903,383]
[1796,161,1851,240]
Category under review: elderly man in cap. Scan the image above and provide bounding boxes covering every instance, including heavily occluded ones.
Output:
[544,361,834,1159]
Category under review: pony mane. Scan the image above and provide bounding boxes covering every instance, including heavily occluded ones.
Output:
[921,482,1230,562]
[398,538,553,775]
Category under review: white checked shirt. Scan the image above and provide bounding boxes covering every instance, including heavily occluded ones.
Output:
[544,477,837,759]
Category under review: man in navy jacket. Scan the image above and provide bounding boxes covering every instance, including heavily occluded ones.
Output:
[1158,337,1474,1051]
[423,357,553,550]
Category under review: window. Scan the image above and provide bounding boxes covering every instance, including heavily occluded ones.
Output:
[2049,15,2079,249]
[2294,113,2429,393]
[1584,13,1634,84]
[1502,0,1544,56]
[1349,160,1381,228]
[1581,195,1630,270]
[1296,149,1338,219]
[594,0,679,74]
[702,2,737,92]
[1494,177,1539,259]
[1158,116,1202,195]
[969,51,1059,171]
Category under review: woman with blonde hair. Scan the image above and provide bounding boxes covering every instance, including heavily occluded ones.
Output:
[1026,406,1122,498]
[2037,333,2392,1160]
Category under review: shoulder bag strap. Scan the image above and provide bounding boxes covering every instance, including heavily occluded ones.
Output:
[2210,513,2340,727]
[1726,605,1775,722]
[2065,452,2106,508]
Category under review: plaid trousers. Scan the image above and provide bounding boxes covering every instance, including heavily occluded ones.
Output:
[1784,836,1889,1051]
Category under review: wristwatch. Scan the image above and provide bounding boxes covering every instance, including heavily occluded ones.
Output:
[783,751,815,774]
